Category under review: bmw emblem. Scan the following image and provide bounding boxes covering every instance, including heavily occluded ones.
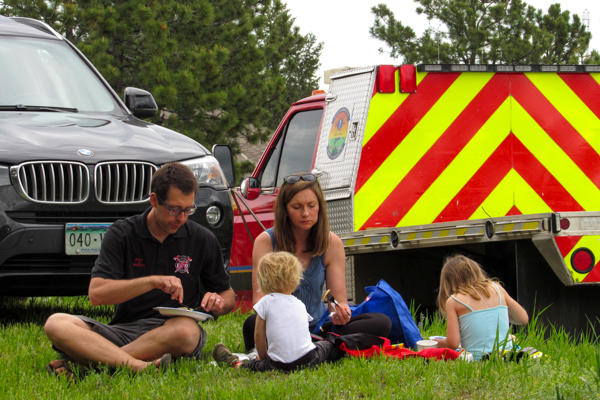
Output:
[77,148,94,157]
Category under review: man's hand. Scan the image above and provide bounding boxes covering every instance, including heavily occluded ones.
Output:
[153,275,184,304]
[201,292,225,314]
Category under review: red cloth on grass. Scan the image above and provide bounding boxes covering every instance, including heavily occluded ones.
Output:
[340,337,459,360]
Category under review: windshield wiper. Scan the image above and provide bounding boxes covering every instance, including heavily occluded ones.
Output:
[0,104,78,112]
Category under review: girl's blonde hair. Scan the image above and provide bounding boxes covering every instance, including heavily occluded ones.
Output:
[256,251,303,294]
[437,254,497,314]
[274,174,329,256]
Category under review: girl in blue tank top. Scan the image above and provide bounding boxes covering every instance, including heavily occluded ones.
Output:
[434,255,529,360]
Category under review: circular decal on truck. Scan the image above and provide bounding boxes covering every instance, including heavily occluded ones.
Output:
[327,107,350,160]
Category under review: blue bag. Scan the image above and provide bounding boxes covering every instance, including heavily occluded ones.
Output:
[351,279,422,348]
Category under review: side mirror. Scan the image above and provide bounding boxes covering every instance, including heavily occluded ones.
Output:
[124,87,158,118]
[212,144,235,188]
[240,177,260,200]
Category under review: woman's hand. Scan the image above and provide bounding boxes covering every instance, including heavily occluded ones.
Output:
[330,302,352,326]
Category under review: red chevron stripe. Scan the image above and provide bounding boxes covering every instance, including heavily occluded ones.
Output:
[435,134,583,221]
[355,73,460,192]
[512,74,600,189]
[558,73,600,120]
[506,205,521,216]
[555,236,582,257]
[359,74,510,229]
[583,262,600,282]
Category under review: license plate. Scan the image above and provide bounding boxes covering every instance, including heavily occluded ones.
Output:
[65,223,111,255]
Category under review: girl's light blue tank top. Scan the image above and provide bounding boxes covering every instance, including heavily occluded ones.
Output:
[451,283,512,360]
[266,228,327,326]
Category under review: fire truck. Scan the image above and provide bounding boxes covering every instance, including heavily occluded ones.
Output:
[229,64,600,333]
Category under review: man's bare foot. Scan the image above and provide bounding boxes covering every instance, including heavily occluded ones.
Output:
[46,359,75,379]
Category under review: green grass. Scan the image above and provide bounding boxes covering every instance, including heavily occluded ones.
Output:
[1,297,599,399]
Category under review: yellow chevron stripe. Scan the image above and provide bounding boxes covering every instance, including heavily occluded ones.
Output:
[397,97,510,226]
[416,70,427,86]
[512,101,600,210]
[564,235,600,282]
[355,72,494,230]
[525,73,600,155]
[363,69,412,145]
[470,170,552,219]
[592,73,600,86]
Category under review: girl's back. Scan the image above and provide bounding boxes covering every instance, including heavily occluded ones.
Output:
[451,283,512,359]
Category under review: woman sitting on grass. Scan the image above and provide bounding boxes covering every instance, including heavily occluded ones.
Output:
[242,173,390,353]
[433,254,529,360]
[213,251,337,372]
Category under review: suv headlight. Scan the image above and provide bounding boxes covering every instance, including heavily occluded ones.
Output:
[181,156,228,188]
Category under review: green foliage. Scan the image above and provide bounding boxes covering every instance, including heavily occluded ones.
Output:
[0,0,321,151]
[370,0,597,64]
[2,296,599,399]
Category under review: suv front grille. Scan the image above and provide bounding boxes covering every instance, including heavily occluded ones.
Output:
[10,161,89,204]
[10,161,158,205]
[95,162,157,204]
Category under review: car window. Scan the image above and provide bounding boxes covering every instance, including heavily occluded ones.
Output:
[0,37,121,113]
[259,109,322,188]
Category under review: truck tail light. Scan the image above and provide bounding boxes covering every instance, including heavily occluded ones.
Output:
[400,64,417,93]
[376,65,396,93]
[571,248,595,274]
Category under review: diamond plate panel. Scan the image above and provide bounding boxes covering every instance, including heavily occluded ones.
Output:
[326,197,356,302]
[326,198,353,234]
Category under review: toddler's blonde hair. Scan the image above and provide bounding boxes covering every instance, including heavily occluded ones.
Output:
[257,251,303,294]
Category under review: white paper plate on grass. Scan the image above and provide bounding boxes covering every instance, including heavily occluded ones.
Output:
[153,307,214,322]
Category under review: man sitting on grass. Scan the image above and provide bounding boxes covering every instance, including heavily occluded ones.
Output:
[44,162,235,377]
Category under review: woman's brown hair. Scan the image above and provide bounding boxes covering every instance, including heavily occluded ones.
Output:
[437,254,497,314]
[273,175,329,256]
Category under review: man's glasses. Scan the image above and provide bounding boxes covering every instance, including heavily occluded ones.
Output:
[282,174,317,185]
[157,196,197,216]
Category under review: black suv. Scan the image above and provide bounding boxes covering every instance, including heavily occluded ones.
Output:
[0,16,234,295]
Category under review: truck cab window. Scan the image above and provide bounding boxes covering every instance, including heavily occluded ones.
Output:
[259,109,322,188]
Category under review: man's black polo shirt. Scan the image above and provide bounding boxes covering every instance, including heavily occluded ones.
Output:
[92,208,230,324]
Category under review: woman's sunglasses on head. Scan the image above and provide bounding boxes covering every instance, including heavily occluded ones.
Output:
[283,174,317,185]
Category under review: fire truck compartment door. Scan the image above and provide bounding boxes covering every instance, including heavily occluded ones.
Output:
[314,67,375,201]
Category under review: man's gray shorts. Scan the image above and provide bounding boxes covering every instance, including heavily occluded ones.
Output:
[74,315,207,359]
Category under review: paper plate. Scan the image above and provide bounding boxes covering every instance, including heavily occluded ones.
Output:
[153,307,214,322]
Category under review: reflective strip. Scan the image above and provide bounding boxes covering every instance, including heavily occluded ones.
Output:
[229,265,253,274]
[495,220,542,234]
[343,234,390,248]
[396,226,483,243]
[355,73,494,230]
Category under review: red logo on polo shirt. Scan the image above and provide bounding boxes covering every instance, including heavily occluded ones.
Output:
[133,257,145,267]
[173,255,192,274]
